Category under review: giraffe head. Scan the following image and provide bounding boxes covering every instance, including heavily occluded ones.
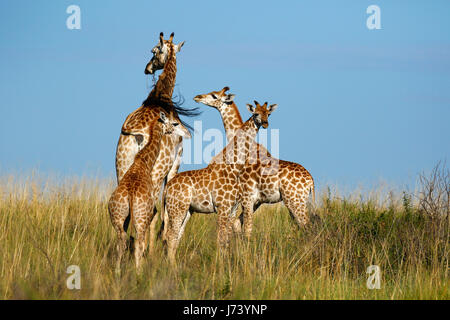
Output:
[156,111,177,135]
[157,111,190,137]
[145,32,185,75]
[193,87,236,110]
[246,101,278,129]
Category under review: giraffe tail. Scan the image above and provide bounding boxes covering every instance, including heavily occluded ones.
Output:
[127,194,136,251]
[129,194,135,230]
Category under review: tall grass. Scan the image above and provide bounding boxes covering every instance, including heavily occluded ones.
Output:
[0,173,448,299]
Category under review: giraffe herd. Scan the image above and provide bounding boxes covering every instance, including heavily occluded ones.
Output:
[108,32,315,272]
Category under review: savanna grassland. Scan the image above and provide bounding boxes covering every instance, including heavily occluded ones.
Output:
[0,166,448,300]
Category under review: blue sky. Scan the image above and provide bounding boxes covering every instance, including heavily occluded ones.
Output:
[0,0,449,190]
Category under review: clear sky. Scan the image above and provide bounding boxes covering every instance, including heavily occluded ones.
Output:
[0,0,449,190]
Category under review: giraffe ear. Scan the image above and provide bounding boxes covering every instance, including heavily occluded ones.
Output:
[158,111,167,123]
[268,104,278,114]
[246,103,255,114]
[225,94,235,104]
[159,32,164,47]
[175,41,185,53]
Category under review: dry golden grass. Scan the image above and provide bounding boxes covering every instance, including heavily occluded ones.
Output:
[0,173,448,299]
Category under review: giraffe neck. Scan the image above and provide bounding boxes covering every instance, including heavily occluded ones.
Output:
[218,102,244,142]
[211,117,259,168]
[217,103,272,160]
[134,120,164,175]
[150,45,177,104]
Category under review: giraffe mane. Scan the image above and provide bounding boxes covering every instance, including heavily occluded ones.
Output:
[141,91,201,131]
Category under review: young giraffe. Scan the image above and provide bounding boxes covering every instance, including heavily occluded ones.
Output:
[109,111,179,273]
[115,32,193,253]
[194,87,315,236]
[162,101,277,264]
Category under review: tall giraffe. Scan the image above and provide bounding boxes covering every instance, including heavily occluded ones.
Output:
[115,32,195,253]
[194,87,315,236]
[162,101,277,264]
[116,32,189,183]
[109,111,179,273]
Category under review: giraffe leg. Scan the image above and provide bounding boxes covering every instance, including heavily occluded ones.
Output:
[108,196,129,275]
[282,193,309,228]
[232,206,243,233]
[232,182,247,234]
[240,178,260,238]
[147,206,158,256]
[243,201,263,239]
[238,177,259,237]
[164,183,192,265]
[114,224,127,274]
[242,202,254,238]
[134,231,146,274]
[133,200,153,274]
[216,205,235,249]
[166,210,191,265]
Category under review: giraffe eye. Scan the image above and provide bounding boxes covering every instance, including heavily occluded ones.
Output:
[211,94,217,99]
[173,123,179,126]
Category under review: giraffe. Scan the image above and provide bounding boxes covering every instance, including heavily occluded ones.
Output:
[116,32,189,183]
[161,100,277,264]
[193,87,315,237]
[115,32,196,254]
[108,111,180,273]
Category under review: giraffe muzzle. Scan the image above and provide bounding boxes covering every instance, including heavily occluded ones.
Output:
[145,63,155,75]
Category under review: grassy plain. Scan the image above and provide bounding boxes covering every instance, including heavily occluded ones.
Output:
[0,173,448,299]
